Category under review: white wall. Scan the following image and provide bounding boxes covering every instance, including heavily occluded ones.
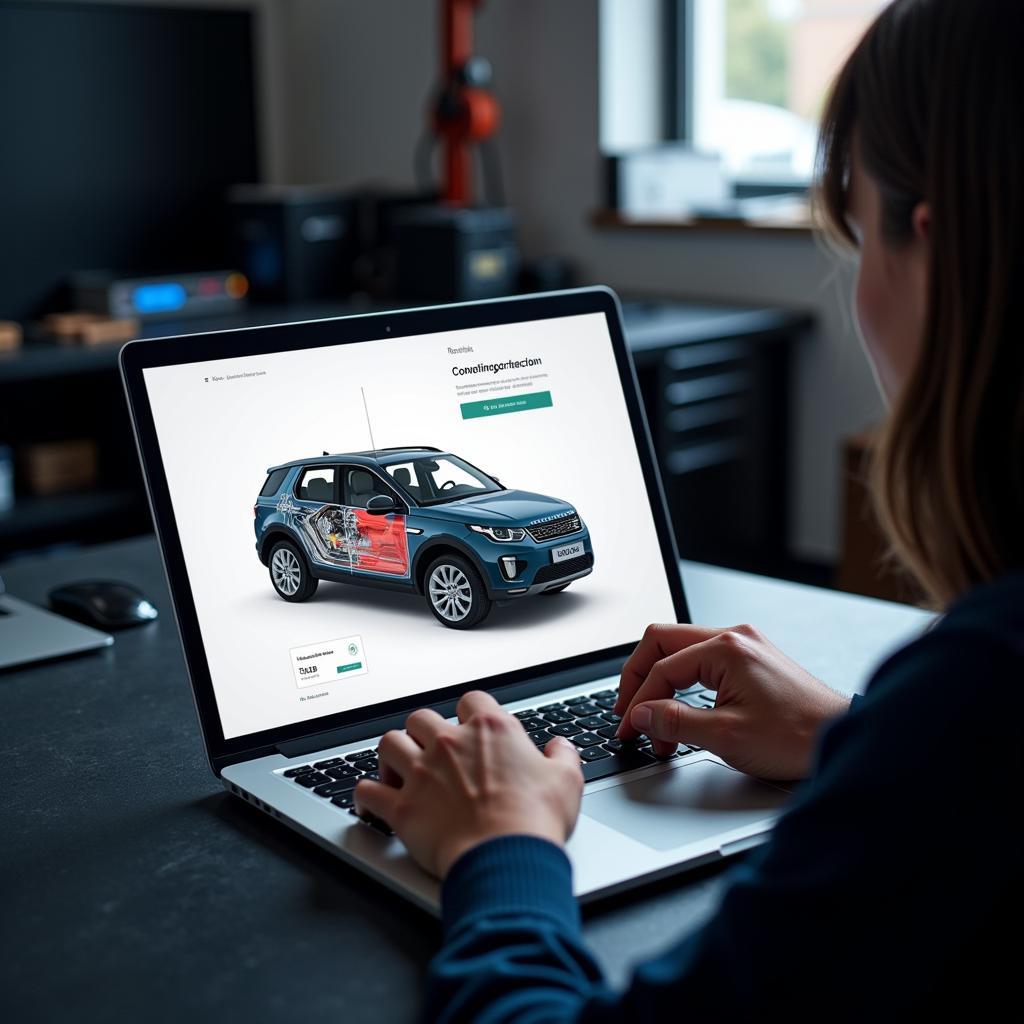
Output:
[274,0,884,563]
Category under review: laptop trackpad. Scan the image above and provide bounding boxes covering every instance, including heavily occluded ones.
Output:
[582,759,787,852]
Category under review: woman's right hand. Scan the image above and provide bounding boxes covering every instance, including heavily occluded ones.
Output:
[614,623,851,781]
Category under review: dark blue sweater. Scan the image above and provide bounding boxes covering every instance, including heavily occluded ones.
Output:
[423,575,1024,1022]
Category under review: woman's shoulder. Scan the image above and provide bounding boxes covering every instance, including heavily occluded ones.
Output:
[863,571,1024,712]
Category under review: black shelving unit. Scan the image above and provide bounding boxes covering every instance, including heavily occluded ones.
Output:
[0,298,812,573]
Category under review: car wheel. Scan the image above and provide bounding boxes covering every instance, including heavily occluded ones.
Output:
[540,583,571,595]
[425,554,491,629]
[269,541,318,602]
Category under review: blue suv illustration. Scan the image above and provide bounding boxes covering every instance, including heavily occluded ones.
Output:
[254,448,594,628]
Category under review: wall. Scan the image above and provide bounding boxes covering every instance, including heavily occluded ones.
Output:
[281,1,885,563]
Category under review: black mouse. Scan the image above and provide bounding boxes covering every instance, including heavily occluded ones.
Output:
[49,580,159,630]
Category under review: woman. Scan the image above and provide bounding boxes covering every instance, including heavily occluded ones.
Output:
[354,0,1023,1018]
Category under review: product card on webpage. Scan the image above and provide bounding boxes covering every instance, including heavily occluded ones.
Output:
[290,635,368,689]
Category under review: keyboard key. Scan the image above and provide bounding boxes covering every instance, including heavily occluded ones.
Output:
[600,711,622,725]
[528,728,552,745]
[513,709,537,720]
[563,695,590,706]
[597,725,619,739]
[590,689,617,700]
[594,696,618,710]
[294,772,331,788]
[572,731,604,748]
[353,757,378,771]
[579,746,611,762]
[314,778,361,796]
[331,793,355,809]
[548,722,582,738]
[517,717,548,733]
[345,749,374,762]
[568,702,601,718]
[539,703,563,713]
[602,738,625,753]
[575,715,606,730]
[314,757,345,770]
[542,710,574,724]
[582,747,657,782]
[361,771,380,782]
[325,765,360,780]
[283,765,314,778]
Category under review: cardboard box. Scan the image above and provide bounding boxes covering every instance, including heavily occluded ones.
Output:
[0,321,22,350]
[43,312,139,346]
[836,431,924,605]
[21,440,99,497]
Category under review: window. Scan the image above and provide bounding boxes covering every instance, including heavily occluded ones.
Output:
[601,1,887,189]
[342,467,398,509]
[296,467,335,503]
[679,0,888,184]
[259,468,288,497]
[386,455,501,506]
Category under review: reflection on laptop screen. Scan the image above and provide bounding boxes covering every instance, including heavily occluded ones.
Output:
[142,312,677,740]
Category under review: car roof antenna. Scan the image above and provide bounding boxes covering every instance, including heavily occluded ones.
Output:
[361,386,379,457]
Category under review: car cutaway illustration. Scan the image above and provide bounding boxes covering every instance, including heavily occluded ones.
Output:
[254,448,594,628]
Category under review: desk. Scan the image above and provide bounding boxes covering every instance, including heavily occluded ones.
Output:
[1,538,929,1023]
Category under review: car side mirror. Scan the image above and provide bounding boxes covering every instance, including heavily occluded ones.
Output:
[366,494,397,515]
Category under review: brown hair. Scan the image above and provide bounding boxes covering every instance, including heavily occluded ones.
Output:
[816,0,1024,607]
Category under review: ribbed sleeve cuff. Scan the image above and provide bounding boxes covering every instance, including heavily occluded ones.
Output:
[441,834,579,937]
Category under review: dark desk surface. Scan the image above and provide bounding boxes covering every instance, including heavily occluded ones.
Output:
[4,537,925,1023]
[1,539,735,1023]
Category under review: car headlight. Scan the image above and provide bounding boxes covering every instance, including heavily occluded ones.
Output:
[469,524,527,543]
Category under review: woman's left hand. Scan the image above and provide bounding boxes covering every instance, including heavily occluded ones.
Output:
[353,691,585,879]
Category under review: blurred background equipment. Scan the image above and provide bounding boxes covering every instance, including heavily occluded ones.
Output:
[73,270,248,322]
[230,185,355,303]
[396,0,519,303]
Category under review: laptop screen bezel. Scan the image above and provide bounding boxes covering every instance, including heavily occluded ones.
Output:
[120,288,690,772]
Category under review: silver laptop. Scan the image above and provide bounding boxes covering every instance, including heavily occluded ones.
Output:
[0,574,113,671]
[120,287,789,914]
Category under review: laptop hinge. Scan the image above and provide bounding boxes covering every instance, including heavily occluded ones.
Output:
[275,657,625,759]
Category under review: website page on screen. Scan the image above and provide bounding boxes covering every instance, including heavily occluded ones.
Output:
[143,312,678,740]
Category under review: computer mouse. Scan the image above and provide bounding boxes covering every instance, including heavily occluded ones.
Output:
[48,580,158,630]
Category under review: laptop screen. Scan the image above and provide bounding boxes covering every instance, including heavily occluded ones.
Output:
[141,309,678,741]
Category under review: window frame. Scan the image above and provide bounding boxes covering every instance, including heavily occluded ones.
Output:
[293,465,338,504]
[661,0,813,197]
[339,464,407,512]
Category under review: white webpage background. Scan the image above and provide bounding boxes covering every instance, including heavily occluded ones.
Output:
[143,312,677,739]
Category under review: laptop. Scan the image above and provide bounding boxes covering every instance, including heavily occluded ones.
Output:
[0,573,113,671]
[120,287,789,913]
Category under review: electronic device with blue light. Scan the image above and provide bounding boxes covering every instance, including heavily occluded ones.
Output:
[73,270,250,322]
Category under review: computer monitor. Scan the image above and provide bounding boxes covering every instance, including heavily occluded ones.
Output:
[0,0,259,320]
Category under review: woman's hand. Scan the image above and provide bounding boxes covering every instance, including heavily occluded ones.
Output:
[353,690,584,879]
[615,623,850,781]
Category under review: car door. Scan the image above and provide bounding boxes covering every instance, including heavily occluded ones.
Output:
[290,464,348,567]
[338,465,410,577]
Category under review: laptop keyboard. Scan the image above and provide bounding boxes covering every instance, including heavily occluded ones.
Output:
[278,685,714,835]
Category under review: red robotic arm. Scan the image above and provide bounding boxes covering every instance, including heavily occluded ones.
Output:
[432,0,501,206]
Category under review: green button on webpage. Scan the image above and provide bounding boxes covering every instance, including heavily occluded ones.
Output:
[336,662,363,674]
[460,390,553,420]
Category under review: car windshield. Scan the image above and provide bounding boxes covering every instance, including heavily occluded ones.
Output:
[384,455,502,506]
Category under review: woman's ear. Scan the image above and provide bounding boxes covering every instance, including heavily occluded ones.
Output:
[911,201,931,244]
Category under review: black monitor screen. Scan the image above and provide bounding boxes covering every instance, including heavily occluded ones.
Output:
[0,1,259,320]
